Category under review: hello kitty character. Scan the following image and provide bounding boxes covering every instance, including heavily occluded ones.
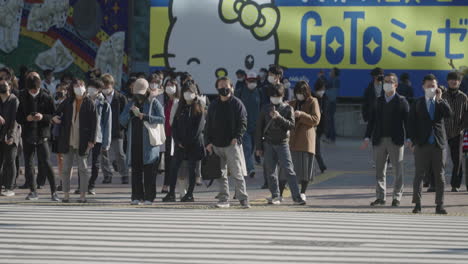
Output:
[153,0,287,94]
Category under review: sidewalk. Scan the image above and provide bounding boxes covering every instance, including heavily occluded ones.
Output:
[2,138,468,215]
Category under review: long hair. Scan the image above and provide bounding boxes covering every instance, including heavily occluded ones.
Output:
[174,80,204,121]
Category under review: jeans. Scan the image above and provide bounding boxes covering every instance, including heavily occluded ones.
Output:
[263,142,301,201]
[326,101,336,141]
[242,132,255,174]
[0,143,17,190]
[23,141,56,193]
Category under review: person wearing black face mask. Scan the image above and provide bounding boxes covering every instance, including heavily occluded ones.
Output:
[442,72,468,192]
[0,79,20,197]
[205,76,250,209]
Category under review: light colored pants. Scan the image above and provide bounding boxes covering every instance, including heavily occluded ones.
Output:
[213,144,248,202]
[374,138,404,201]
[62,148,89,193]
[101,139,128,179]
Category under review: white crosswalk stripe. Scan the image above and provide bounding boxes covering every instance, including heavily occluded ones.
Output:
[0,205,467,264]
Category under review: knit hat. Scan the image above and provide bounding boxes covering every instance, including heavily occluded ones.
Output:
[133,78,149,95]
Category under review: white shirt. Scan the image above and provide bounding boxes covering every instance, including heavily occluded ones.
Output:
[42,80,59,95]
[105,90,115,104]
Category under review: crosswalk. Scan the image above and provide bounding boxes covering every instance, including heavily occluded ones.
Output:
[0,205,467,263]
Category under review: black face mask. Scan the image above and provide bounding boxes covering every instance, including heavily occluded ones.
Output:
[0,84,8,94]
[217,88,231,97]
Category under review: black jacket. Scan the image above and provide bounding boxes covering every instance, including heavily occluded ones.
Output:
[17,89,55,143]
[256,102,295,150]
[362,82,383,122]
[314,94,328,136]
[408,97,453,149]
[55,97,97,156]
[205,96,247,147]
[108,90,128,139]
[172,102,206,161]
[0,94,21,145]
[365,94,409,146]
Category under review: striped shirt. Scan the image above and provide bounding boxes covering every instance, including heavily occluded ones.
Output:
[442,89,468,139]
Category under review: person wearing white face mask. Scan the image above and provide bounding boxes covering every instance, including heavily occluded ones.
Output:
[361,73,410,208]
[234,70,262,179]
[235,69,247,94]
[163,81,206,202]
[74,79,112,195]
[17,72,59,202]
[256,83,306,206]
[408,74,452,215]
[148,72,164,104]
[53,79,97,203]
[160,79,180,194]
[278,81,320,202]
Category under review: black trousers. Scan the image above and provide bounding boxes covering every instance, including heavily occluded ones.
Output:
[448,135,463,188]
[163,136,173,186]
[315,132,327,171]
[169,151,197,196]
[23,141,56,193]
[413,144,446,206]
[0,143,18,190]
[131,160,157,202]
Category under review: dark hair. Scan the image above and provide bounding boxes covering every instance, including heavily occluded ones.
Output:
[294,81,311,98]
[25,73,41,90]
[43,69,53,77]
[447,71,462,81]
[235,70,246,76]
[268,65,283,77]
[400,72,410,82]
[136,72,146,79]
[332,67,340,77]
[423,74,437,84]
[60,72,74,83]
[314,78,326,91]
[269,83,285,97]
[0,67,13,80]
[164,78,180,99]
[68,78,86,101]
[370,67,384,77]
[88,78,105,90]
[180,72,193,85]
[175,80,204,119]
[215,76,233,88]
[260,68,268,74]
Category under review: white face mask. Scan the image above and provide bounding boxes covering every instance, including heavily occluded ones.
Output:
[284,82,291,89]
[270,96,282,105]
[183,92,196,101]
[383,83,394,93]
[102,88,112,95]
[296,94,305,101]
[87,87,98,97]
[268,76,276,84]
[424,87,436,99]
[74,86,86,97]
[247,82,257,90]
[150,83,159,90]
[316,90,325,97]
[165,85,176,95]
[29,89,40,98]
[238,77,244,82]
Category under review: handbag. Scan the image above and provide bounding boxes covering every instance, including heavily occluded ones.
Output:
[201,152,222,181]
[143,99,166,146]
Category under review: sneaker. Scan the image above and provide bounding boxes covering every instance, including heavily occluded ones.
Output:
[88,188,96,195]
[370,199,386,206]
[300,193,307,201]
[162,193,176,202]
[248,171,255,178]
[240,200,251,209]
[412,203,421,214]
[436,205,448,215]
[25,192,38,200]
[131,200,141,205]
[294,199,306,206]
[391,199,400,207]
[216,201,230,208]
[51,193,61,202]
[271,197,281,205]
[1,190,15,197]
[143,201,153,206]
[181,194,194,202]
[451,187,459,192]
[74,189,80,194]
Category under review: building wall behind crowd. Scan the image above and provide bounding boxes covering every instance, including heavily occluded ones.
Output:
[0,0,129,88]
[148,0,467,97]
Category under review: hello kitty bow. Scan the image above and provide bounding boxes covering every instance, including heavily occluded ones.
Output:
[219,0,280,41]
